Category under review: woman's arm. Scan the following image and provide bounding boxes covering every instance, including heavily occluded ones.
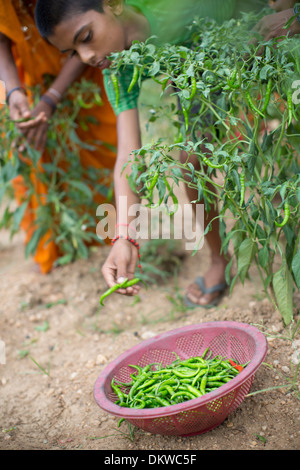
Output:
[114,107,141,226]
[17,55,86,134]
[271,0,297,12]
[0,31,87,149]
[255,7,300,41]
[38,55,86,108]
[17,55,87,150]
[0,32,44,124]
[101,107,142,295]
[0,33,22,90]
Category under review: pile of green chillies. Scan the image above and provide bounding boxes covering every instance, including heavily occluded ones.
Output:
[111,348,247,409]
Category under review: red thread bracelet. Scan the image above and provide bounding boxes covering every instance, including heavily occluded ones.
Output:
[111,235,142,273]
[115,223,136,231]
[115,223,137,237]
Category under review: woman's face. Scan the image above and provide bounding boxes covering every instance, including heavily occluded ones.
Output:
[48,5,126,70]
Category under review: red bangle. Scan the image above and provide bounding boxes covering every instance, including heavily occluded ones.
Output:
[111,235,142,273]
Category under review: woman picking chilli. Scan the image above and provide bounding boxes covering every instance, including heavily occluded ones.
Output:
[34,0,299,306]
[0,0,117,274]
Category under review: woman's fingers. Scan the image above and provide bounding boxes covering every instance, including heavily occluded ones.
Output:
[15,111,47,130]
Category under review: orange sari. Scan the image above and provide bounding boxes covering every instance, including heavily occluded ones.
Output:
[0,0,117,273]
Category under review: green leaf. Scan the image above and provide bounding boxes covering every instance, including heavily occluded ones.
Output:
[237,238,256,284]
[225,257,234,285]
[259,64,274,80]
[25,226,47,257]
[273,258,294,325]
[148,60,160,77]
[68,180,93,201]
[292,247,300,290]
[0,185,7,205]
[55,254,73,266]
[258,245,269,269]
[12,201,28,233]
[185,64,194,77]
[229,273,239,296]
[0,206,13,230]
[69,129,96,150]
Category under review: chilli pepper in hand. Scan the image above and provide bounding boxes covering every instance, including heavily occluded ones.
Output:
[99,277,145,306]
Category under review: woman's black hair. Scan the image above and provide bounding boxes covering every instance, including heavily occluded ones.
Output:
[35,0,104,37]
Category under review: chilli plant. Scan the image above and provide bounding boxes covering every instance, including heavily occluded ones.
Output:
[0,78,115,266]
[106,11,300,325]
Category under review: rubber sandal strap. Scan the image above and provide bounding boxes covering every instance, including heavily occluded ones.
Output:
[194,276,227,295]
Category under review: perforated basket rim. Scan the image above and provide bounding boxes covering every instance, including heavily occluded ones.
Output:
[93,321,268,419]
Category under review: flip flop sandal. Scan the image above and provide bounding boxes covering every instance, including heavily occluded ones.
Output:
[184,276,228,309]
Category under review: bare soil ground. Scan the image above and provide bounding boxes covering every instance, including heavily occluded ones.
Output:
[0,211,299,451]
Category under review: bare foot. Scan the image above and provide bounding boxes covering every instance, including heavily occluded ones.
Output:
[186,256,228,306]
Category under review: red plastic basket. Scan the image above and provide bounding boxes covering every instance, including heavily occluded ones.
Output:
[94,321,268,436]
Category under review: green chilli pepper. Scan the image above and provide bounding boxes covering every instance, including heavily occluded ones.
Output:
[99,277,142,306]
[171,391,196,402]
[132,398,146,409]
[245,90,264,119]
[287,90,294,126]
[127,65,139,93]
[129,364,143,375]
[163,177,179,215]
[99,277,128,306]
[275,202,290,227]
[191,368,207,386]
[172,367,199,378]
[149,394,171,407]
[201,347,210,359]
[202,155,225,169]
[111,72,119,108]
[261,79,272,113]
[188,76,197,100]
[146,169,159,192]
[200,374,208,395]
[227,68,239,89]
[94,92,103,106]
[186,384,203,397]
[111,379,126,404]
[78,97,94,109]
[239,172,245,206]
[12,116,36,124]
[182,103,189,131]
[209,83,223,93]
[128,374,148,401]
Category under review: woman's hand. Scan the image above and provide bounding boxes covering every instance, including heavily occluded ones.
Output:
[9,88,46,126]
[17,98,54,152]
[101,239,141,296]
[255,8,300,42]
[9,89,50,152]
[271,0,297,12]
